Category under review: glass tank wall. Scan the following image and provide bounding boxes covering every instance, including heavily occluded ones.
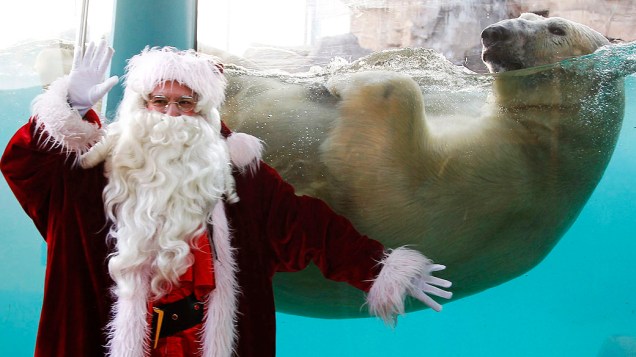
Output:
[1,0,635,356]
[1,2,114,356]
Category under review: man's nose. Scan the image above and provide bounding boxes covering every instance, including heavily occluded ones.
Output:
[165,102,181,116]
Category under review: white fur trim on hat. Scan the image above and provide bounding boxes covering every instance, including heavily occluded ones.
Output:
[366,247,432,326]
[31,76,104,156]
[122,47,226,117]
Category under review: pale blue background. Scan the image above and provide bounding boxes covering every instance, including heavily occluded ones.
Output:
[1,78,635,356]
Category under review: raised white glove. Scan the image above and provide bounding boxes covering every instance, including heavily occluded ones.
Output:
[409,263,452,312]
[68,40,119,116]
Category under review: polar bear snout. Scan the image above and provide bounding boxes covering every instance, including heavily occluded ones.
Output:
[481,25,511,48]
[481,25,524,73]
[480,20,530,73]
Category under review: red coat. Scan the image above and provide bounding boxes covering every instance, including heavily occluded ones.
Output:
[1,112,386,357]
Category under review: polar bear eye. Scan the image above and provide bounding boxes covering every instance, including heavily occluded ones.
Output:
[548,25,566,36]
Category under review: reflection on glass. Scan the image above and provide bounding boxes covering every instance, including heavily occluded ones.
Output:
[0,1,113,355]
[1,0,113,90]
[198,0,635,73]
[197,2,636,355]
[0,0,634,356]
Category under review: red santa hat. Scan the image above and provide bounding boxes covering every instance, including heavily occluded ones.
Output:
[119,46,226,117]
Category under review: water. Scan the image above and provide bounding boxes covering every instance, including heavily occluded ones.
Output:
[0,86,46,356]
[1,70,634,357]
[275,76,636,356]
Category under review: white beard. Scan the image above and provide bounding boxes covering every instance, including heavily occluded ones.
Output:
[95,108,236,300]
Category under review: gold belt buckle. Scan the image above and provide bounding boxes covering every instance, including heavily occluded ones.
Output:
[152,307,165,349]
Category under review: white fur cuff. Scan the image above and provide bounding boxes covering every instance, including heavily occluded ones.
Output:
[31,76,104,155]
[367,247,432,326]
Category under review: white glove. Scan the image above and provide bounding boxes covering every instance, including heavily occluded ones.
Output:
[409,264,452,312]
[68,40,119,116]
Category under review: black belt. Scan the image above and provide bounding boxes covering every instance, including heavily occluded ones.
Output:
[150,294,205,348]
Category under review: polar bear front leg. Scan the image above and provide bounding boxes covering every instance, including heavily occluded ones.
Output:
[323,71,431,178]
[320,71,433,217]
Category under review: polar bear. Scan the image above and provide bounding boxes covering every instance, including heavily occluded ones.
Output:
[219,13,634,318]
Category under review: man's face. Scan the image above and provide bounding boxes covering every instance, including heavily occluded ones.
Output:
[146,80,198,117]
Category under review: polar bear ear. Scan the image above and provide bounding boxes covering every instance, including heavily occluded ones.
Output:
[519,12,545,21]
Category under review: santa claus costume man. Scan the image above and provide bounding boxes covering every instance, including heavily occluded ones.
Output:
[1,41,452,357]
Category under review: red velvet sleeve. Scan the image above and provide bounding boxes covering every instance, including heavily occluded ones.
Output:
[0,110,102,238]
[252,163,386,292]
[2,111,113,357]
[1,119,63,238]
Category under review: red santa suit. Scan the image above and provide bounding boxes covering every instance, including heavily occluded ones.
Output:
[1,48,444,357]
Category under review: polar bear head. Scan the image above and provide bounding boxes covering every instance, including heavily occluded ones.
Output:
[481,12,610,73]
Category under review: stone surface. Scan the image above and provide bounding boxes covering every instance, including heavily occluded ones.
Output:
[343,0,636,72]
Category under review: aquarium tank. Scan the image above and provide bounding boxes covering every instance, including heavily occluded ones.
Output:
[1,0,634,356]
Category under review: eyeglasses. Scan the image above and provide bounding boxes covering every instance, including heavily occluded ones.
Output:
[148,95,198,113]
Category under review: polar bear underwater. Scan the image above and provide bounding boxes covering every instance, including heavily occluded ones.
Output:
[218,13,636,318]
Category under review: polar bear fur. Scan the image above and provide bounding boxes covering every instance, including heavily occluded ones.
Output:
[219,13,630,318]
